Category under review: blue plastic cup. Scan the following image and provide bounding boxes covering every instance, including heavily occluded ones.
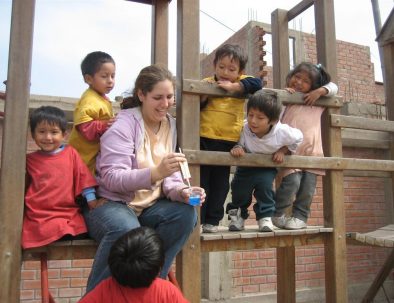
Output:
[189,189,201,206]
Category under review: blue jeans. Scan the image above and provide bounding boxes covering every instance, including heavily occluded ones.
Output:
[227,167,277,220]
[83,199,197,292]
[275,171,317,222]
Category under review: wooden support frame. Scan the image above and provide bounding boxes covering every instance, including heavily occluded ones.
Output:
[0,1,35,302]
[176,0,201,302]
[151,0,169,65]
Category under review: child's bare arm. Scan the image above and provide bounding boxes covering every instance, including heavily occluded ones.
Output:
[303,87,328,106]
[217,80,243,94]
[230,145,245,157]
[272,146,290,164]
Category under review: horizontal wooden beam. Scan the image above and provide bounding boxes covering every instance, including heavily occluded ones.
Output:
[287,0,315,21]
[342,128,390,149]
[182,79,342,108]
[332,114,394,133]
[201,226,332,252]
[184,149,394,172]
[344,170,391,178]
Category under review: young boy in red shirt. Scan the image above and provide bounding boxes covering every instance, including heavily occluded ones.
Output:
[22,106,98,249]
[79,227,188,303]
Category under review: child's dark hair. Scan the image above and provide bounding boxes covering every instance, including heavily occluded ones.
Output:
[247,90,282,122]
[286,62,331,91]
[81,51,115,77]
[108,226,164,288]
[29,106,68,136]
[213,44,248,72]
[120,64,176,109]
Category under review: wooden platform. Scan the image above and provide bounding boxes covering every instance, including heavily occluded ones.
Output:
[23,225,333,261]
[346,225,394,303]
[347,224,394,247]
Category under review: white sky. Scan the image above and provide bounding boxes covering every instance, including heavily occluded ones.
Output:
[0,0,393,100]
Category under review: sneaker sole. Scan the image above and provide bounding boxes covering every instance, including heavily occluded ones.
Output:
[285,225,307,230]
[259,226,273,232]
[228,225,244,232]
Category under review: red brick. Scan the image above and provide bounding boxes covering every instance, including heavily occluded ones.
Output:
[58,287,82,298]
[61,268,83,278]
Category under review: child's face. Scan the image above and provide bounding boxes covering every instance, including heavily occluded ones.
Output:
[247,107,273,138]
[85,62,116,96]
[288,71,312,93]
[32,121,65,152]
[214,55,242,83]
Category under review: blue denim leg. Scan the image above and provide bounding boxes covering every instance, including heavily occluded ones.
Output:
[252,168,277,219]
[139,198,197,278]
[292,171,317,222]
[83,201,139,292]
[227,167,256,219]
[275,172,301,216]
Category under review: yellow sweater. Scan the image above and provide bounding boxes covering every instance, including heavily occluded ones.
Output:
[200,75,250,142]
[68,88,113,174]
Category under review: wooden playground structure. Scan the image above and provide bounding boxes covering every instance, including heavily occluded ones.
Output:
[0,0,393,302]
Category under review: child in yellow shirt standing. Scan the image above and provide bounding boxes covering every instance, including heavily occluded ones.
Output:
[69,51,115,174]
[200,44,262,233]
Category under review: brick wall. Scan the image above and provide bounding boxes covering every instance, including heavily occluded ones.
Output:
[1,20,390,302]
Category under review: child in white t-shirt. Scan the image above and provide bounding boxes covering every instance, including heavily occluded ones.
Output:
[226,90,303,232]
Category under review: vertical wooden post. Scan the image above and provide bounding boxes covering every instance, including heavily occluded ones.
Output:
[176,0,200,302]
[0,1,35,302]
[383,44,394,222]
[315,1,348,302]
[151,0,169,66]
[271,8,296,303]
[271,9,290,88]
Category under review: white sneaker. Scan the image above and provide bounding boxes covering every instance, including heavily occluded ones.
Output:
[272,215,288,229]
[258,217,274,232]
[285,217,307,230]
[228,209,245,231]
[202,224,219,233]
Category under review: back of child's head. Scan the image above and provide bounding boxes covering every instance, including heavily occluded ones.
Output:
[286,62,331,91]
[108,226,164,288]
[121,64,175,109]
[81,51,115,77]
[247,90,281,122]
[29,106,67,136]
[213,44,248,71]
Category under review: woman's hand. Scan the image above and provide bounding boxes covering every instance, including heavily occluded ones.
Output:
[179,186,206,206]
[151,152,186,183]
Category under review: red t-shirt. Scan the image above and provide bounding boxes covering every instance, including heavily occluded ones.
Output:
[78,277,189,303]
[22,145,97,249]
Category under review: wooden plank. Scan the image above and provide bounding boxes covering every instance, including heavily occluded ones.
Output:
[361,248,394,303]
[344,170,391,178]
[347,225,394,248]
[184,149,394,172]
[277,247,296,303]
[331,114,394,132]
[182,81,342,107]
[287,0,315,21]
[271,9,290,89]
[151,0,169,65]
[342,128,390,149]
[175,0,200,302]
[0,1,35,303]
[201,232,330,253]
